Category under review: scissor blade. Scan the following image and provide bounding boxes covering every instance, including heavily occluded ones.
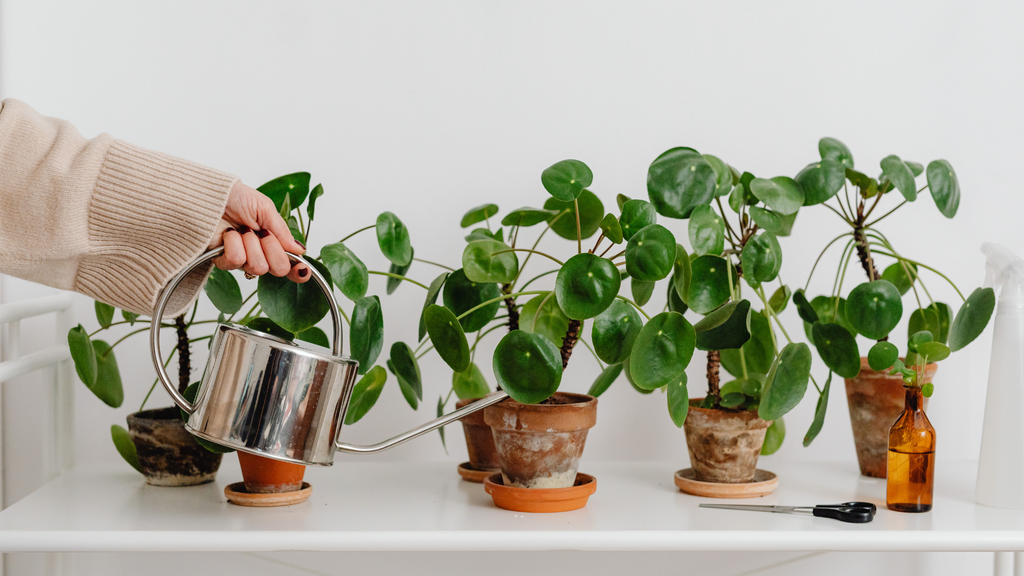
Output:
[699,504,797,514]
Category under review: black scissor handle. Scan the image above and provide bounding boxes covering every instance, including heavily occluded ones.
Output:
[817,501,878,515]
[812,504,875,523]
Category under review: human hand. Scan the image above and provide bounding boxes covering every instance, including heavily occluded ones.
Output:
[208,181,310,283]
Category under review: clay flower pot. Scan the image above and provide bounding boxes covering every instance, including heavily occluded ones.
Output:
[683,400,769,483]
[126,407,222,486]
[845,357,936,478]
[484,392,597,489]
[237,451,306,493]
[457,397,500,472]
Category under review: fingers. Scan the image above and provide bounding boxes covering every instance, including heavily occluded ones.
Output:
[258,197,307,255]
[236,226,269,277]
[214,228,246,270]
[288,261,311,284]
[257,229,291,277]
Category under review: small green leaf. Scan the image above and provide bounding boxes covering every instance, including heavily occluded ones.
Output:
[793,289,818,324]
[768,285,791,315]
[908,330,933,353]
[949,287,996,351]
[588,363,623,398]
[460,204,499,228]
[320,243,369,300]
[796,159,846,205]
[520,293,573,348]
[646,147,717,219]
[880,155,918,202]
[917,341,951,363]
[720,311,773,377]
[462,240,518,284]
[666,374,689,427]
[616,194,631,211]
[541,159,593,202]
[631,278,655,306]
[90,340,123,408]
[599,213,624,244]
[111,425,142,473]
[761,417,786,455]
[386,248,414,295]
[442,268,502,332]
[501,207,559,227]
[688,204,725,256]
[908,306,940,345]
[811,323,860,378]
[626,224,676,281]
[424,304,470,372]
[776,212,798,237]
[749,177,804,215]
[868,341,899,371]
[882,262,918,296]
[204,268,243,315]
[296,326,330,348]
[629,312,696,390]
[307,183,324,221]
[758,343,812,421]
[927,160,960,218]
[95,302,115,329]
[592,299,643,365]
[493,331,563,404]
[68,325,97,388]
[846,280,903,340]
[922,382,935,397]
[388,342,422,409]
[819,137,854,168]
[350,296,384,375]
[747,206,782,234]
[376,211,413,267]
[418,273,449,341]
[453,362,491,400]
[244,317,294,340]
[695,300,752,351]
[687,255,730,314]
[803,373,832,446]
[464,228,498,243]
[619,199,657,241]
[741,232,782,288]
[345,366,387,425]
[544,189,605,240]
[703,154,732,197]
[122,310,140,325]
[258,172,311,211]
[555,253,621,320]
[802,295,855,344]
[258,257,333,333]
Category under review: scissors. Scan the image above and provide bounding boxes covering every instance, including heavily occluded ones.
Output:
[698,501,877,524]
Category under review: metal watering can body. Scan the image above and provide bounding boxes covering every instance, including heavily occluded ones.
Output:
[151,248,507,467]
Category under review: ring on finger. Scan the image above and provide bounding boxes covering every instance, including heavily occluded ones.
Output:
[244,272,257,280]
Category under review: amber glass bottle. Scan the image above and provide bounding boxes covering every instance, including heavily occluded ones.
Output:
[887,385,936,512]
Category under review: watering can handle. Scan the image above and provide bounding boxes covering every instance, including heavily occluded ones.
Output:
[150,247,344,415]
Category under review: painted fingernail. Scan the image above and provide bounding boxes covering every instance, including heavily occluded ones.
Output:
[298,267,309,278]
[256,228,270,239]
[236,225,252,235]
[290,261,299,268]
[225,227,235,233]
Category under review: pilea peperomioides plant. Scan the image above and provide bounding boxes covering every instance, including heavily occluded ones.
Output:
[792,137,995,446]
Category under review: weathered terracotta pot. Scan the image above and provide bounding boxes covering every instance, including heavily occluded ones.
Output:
[845,357,936,478]
[683,400,769,483]
[126,407,222,486]
[457,397,500,472]
[484,392,597,489]
[237,451,306,493]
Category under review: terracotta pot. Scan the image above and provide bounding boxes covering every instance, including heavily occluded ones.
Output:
[457,397,500,471]
[237,451,306,493]
[683,400,769,483]
[484,392,597,489]
[845,357,936,478]
[126,407,222,486]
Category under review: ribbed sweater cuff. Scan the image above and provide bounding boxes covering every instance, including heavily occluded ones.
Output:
[76,140,235,317]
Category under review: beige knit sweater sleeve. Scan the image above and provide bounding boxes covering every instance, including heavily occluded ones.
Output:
[0,99,236,317]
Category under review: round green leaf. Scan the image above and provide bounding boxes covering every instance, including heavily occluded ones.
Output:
[592,299,643,365]
[306,183,324,221]
[747,206,782,234]
[462,240,518,284]
[388,342,422,409]
[258,172,311,211]
[541,159,593,202]
[629,312,696,390]
[418,273,449,341]
[345,366,387,425]
[796,159,846,205]
[749,177,804,215]
[687,255,730,314]
[819,137,854,168]
[544,188,604,240]
[927,159,960,218]
[350,296,384,375]
[376,211,413,267]
[626,224,676,281]
[811,323,860,378]
[520,292,574,348]
[646,147,717,219]
[68,324,97,388]
[768,285,791,315]
[867,341,897,371]
[599,213,624,244]
[909,330,934,353]
[619,199,657,241]
[741,232,782,288]
[695,300,752,351]
[493,330,563,404]
[258,257,333,333]
[460,204,499,228]
[880,154,918,202]
[442,268,502,332]
[802,295,855,343]
[90,340,123,408]
[846,280,903,340]
[204,268,242,315]
[688,204,725,256]
[465,228,498,243]
[386,247,414,295]
[453,362,491,400]
[929,302,953,345]
[501,207,559,227]
[917,341,951,363]
[296,326,329,348]
[95,301,115,329]
[949,287,996,352]
[588,363,623,398]
[721,310,773,377]
[321,242,368,300]
[111,424,142,473]
[245,317,294,340]
[424,304,470,372]
[761,417,786,455]
[667,373,690,427]
[908,306,940,345]
[702,154,732,198]
[882,262,918,296]
[555,253,621,320]
[758,342,812,421]
[631,278,655,306]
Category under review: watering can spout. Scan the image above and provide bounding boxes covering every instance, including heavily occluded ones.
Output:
[334,391,509,453]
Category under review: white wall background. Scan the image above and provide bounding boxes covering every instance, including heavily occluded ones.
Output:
[1,1,1022,574]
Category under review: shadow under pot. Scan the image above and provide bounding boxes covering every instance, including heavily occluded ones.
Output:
[845,357,936,478]
[483,392,597,489]
[457,397,501,472]
[683,400,769,483]
[126,407,223,486]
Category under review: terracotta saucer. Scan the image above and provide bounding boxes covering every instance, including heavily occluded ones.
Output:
[224,481,312,507]
[674,469,777,498]
[458,462,500,483]
[484,472,596,513]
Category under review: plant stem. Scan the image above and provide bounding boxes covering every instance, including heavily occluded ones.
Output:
[598,243,614,258]
[510,209,569,289]
[616,295,651,320]
[871,249,965,301]
[140,349,176,411]
[865,200,907,228]
[501,284,520,331]
[578,337,605,370]
[88,319,154,337]
[368,271,429,290]
[590,232,605,254]
[470,322,510,354]
[803,232,855,291]
[413,258,455,271]
[454,291,549,322]
[493,249,564,266]
[519,269,558,292]
[607,249,626,261]
[416,345,435,359]
[228,290,258,322]
[338,224,375,244]
[531,292,555,333]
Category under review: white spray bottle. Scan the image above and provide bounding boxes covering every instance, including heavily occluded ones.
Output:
[976,242,1024,508]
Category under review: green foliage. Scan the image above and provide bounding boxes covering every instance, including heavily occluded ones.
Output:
[95,302,115,329]
[544,189,604,240]
[796,160,845,206]
[258,172,311,211]
[460,204,499,228]
[846,280,903,340]
[205,268,243,314]
[625,224,676,281]
[345,366,387,425]
[320,243,369,300]
[592,300,643,365]
[667,374,689,427]
[687,255,730,314]
[388,342,422,410]
[520,293,574,348]
[376,211,413,267]
[761,417,785,455]
[868,341,899,371]
[424,304,470,372]
[646,147,717,219]
[453,363,491,400]
[758,343,812,421]
[462,240,518,284]
[949,288,995,351]
[588,363,623,398]
[619,199,657,241]
[350,296,384,375]
[555,254,621,320]
[927,160,960,218]
[541,160,593,202]
[811,323,860,378]
[688,205,725,256]
[599,213,624,244]
[880,155,918,202]
[493,331,563,404]
[629,312,696,390]
[803,373,831,447]
[818,137,854,167]
[258,257,332,333]
[442,269,502,332]
[111,425,142,473]
[501,207,559,227]
[694,300,751,351]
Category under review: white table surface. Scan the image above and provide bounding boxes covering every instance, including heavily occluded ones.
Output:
[0,459,1021,553]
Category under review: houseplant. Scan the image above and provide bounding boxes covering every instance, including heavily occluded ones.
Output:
[791,137,994,477]
[68,172,424,490]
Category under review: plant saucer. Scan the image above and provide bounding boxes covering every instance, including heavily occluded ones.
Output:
[674,468,777,498]
[457,462,500,483]
[484,472,596,513]
[224,481,312,507]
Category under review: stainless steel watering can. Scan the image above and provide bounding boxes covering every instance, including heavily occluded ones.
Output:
[150,248,507,466]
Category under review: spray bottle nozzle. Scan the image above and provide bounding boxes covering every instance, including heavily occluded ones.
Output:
[982,243,1024,303]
